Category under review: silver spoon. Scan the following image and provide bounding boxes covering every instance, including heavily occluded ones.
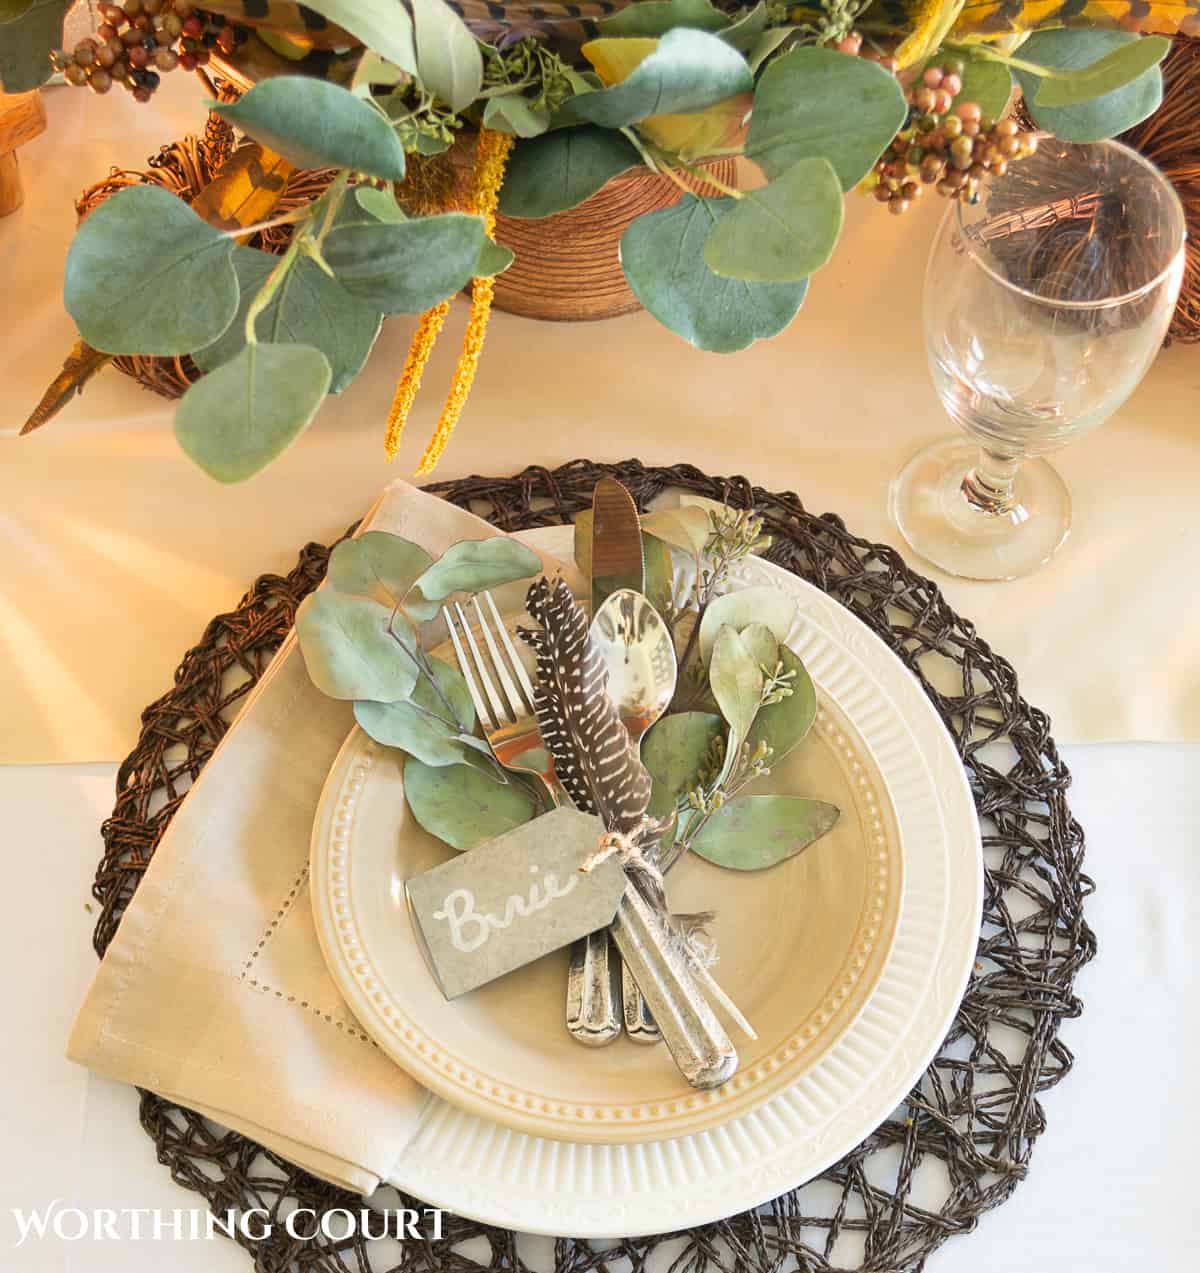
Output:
[589,588,677,1045]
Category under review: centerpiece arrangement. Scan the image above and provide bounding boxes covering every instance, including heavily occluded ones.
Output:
[5,0,1189,476]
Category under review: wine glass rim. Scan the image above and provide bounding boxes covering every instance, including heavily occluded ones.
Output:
[953,137,1188,311]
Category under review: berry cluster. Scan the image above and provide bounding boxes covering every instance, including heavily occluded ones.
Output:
[873,60,1039,214]
[50,3,248,101]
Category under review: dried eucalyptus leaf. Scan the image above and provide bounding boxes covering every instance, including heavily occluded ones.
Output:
[413,538,542,601]
[353,655,474,766]
[747,642,816,764]
[404,755,537,851]
[327,532,433,607]
[640,506,711,556]
[709,626,762,748]
[295,592,418,701]
[641,711,724,817]
[574,509,594,577]
[699,586,797,660]
[643,532,675,614]
[692,795,840,870]
[738,621,779,671]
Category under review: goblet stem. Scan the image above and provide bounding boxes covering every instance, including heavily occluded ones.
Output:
[961,449,1022,520]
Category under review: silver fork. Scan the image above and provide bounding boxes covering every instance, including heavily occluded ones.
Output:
[443,592,739,1088]
[445,594,619,1046]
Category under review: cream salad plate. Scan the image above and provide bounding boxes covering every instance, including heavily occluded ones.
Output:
[310,524,982,1235]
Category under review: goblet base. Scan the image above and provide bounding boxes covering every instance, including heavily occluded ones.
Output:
[889,437,1071,581]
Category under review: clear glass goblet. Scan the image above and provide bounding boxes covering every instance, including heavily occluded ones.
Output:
[890,137,1186,580]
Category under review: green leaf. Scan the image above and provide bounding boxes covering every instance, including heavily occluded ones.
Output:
[355,184,408,222]
[641,711,724,817]
[1033,33,1169,108]
[0,0,66,91]
[954,52,1013,121]
[411,0,484,112]
[598,0,728,37]
[691,795,839,870]
[719,3,767,54]
[303,0,417,75]
[621,195,807,352]
[296,592,419,701]
[192,246,382,394]
[404,756,537,850]
[412,537,542,601]
[476,238,515,276]
[326,531,434,606]
[175,342,331,482]
[709,626,763,747]
[738,621,778,670]
[643,533,675,614]
[64,186,238,357]
[323,212,486,312]
[353,655,476,767]
[640,505,713,555]
[703,157,843,283]
[561,28,753,129]
[747,643,816,764]
[213,78,407,181]
[1015,29,1164,142]
[744,48,907,191]
[699,586,798,660]
[483,92,551,138]
[498,126,640,218]
[746,26,793,75]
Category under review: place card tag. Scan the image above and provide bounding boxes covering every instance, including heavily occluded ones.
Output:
[405,806,627,1000]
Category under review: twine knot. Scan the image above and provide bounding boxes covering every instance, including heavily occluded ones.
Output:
[579,821,659,884]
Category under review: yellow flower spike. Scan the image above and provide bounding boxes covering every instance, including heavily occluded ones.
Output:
[414,128,514,477]
[383,300,451,460]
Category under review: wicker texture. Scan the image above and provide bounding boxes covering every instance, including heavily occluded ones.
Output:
[91,460,1094,1272]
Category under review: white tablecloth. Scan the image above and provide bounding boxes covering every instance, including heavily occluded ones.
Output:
[3,77,1200,759]
[2,746,1194,1270]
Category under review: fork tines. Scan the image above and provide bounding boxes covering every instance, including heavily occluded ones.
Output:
[443,592,538,732]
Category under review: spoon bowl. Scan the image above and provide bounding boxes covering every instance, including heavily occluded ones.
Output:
[589,589,678,743]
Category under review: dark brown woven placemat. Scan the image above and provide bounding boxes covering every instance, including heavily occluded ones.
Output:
[90,458,1095,1273]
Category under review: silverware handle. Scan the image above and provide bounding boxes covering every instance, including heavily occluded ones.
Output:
[609,888,737,1089]
[566,930,621,1047]
[621,956,661,1044]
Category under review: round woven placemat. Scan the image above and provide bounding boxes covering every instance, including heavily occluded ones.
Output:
[90,459,1095,1272]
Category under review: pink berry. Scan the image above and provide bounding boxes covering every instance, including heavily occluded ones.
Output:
[956,100,982,123]
[942,73,963,97]
[836,32,862,56]
[933,89,954,114]
[923,66,944,88]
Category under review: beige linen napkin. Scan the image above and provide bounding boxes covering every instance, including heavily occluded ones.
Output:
[67,480,576,1195]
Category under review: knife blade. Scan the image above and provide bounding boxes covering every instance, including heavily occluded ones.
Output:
[590,478,645,614]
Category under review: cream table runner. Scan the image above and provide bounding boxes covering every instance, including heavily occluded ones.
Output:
[2,76,1198,758]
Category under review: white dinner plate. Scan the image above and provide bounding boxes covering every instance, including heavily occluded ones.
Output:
[311,525,982,1236]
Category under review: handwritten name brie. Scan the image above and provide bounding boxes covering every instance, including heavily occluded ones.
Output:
[405,806,627,999]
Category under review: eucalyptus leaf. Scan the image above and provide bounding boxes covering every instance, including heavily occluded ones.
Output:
[64,185,238,357]
[355,184,408,222]
[192,246,383,394]
[1033,33,1169,108]
[483,92,551,138]
[498,126,640,218]
[709,626,763,747]
[620,194,808,352]
[738,622,779,671]
[303,0,418,75]
[175,343,330,483]
[718,3,767,53]
[954,53,1014,120]
[296,592,419,701]
[641,711,724,817]
[353,655,475,767]
[744,48,907,190]
[404,756,537,850]
[746,643,816,764]
[413,538,542,601]
[476,238,516,276]
[562,28,753,129]
[643,533,675,615]
[411,0,484,112]
[352,50,412,91]
[746,26,794,74]
[1015,29,1164,142]
[327,532,434,606]
[0,0,67,91]
[213,78,407,181]
[699,586,798,659]
[640,505,712,555]
[597,0,728,37]
[691,795,839,870]
[704,157,843,283]
[323,212,485,312]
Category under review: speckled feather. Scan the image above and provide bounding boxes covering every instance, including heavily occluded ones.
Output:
[519,578,652,835]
